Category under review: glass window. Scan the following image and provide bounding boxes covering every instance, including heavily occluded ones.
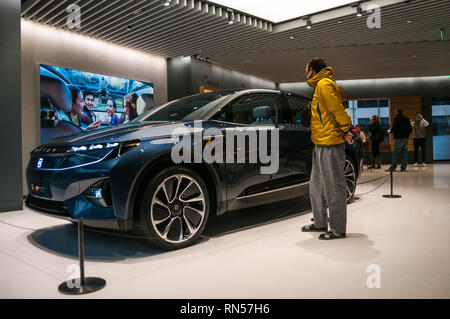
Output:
[284,95,310,124]
[135,91,237,122]
[343,101,349,109]
[212,93,280,125]
[355,99,389,108]
[379,100,389,107]
[345,98,390,143]
[432,97,450,105]
[432,98,450,160]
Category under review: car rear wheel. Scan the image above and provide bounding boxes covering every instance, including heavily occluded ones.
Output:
[137,167,210,251]
[345,155,357,202]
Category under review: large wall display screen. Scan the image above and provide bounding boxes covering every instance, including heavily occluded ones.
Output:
[39,64,154,142]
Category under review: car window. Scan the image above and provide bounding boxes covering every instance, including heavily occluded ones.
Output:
[212,93,280,125]
[134,91,236,122]
[285,95,310,124]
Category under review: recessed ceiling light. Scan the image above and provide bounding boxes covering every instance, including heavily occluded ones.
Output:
[289,36,295,39]
[407,20,413,23]
[356,7,362,17]
[337,20,343,24]
[306,19,312,29]
[412,55,416,58]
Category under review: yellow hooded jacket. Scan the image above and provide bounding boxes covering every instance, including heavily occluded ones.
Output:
[307,67,352,146]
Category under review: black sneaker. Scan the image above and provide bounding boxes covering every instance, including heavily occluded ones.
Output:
[318,231,346,240]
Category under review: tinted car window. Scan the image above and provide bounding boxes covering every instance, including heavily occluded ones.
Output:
[135,91,236,122]
[213,93,280,125]
[285,95,310,124]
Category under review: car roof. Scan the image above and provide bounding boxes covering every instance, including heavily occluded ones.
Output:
[211,88,310,101]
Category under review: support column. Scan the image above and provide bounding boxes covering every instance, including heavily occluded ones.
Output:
[0,0,22,212]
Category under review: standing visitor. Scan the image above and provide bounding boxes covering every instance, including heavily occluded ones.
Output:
[411,112,429,167]
[387,108,412,172]
[300,58,352,240]
[368,115,384,169]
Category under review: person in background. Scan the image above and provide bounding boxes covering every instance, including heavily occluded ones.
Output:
[355,125,370,169]
[300,57,352,240]
[387,108,412,172]
[368,115,383,169]
[64,85,99,130]
[80,91,97,125]
[411,112,429,167]
[106,99,119,125]
[355,125,368,142]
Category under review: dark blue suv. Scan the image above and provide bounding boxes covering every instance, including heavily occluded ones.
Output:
[26,90,362,250]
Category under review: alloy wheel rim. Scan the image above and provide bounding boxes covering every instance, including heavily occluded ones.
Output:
[345,159,356,201]
[150,174,206,244]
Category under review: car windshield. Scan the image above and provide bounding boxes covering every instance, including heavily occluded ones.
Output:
[134,91,237,122]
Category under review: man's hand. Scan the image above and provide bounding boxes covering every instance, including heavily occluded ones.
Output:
[86,120,101,130]
[344,132,353,144]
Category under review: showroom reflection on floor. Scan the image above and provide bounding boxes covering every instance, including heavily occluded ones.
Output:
[0,163,449,298]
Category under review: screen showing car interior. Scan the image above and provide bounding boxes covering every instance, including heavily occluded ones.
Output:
[39,64,154,142]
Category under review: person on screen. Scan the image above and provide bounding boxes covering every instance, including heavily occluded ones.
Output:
[62,85,100,130]
[81,91,97,125]
[106,99,119,125]
[119,95,128,124]
[127,93,139,120]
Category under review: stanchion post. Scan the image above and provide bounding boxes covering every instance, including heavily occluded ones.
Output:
[382,170,402,199]
[78,221,85,287]
[58,219,106,294]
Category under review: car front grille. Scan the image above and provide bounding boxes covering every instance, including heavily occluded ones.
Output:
[26,195,71,218]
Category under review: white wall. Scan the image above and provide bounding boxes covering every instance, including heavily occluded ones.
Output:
[21,20,167,193]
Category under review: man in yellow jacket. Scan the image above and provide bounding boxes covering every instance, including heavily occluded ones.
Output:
[301,58,352,240]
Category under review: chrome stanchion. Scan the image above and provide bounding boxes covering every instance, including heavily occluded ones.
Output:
[382,170,402,199]
[58,220,106,294]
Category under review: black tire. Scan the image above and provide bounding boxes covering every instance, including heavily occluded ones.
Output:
[137,166,210,251]
[345,154,357,203]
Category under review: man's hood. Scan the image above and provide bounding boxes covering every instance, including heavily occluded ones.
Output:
[307,67,335,88]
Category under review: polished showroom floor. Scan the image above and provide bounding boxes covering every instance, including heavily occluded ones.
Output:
[0,163,449,298]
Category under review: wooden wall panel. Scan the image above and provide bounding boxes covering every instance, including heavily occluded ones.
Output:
[389,96,422,151]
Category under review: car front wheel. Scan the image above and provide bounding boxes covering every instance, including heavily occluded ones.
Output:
[138,167,210,251]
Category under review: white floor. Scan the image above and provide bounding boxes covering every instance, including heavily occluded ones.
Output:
[0,164,449,299]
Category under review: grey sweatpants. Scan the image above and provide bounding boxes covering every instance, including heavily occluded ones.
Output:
[309,143,347,234]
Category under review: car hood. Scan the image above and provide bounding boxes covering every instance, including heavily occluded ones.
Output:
[42,121,203,147]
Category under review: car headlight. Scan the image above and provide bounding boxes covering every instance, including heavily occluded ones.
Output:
[30,140,141,170]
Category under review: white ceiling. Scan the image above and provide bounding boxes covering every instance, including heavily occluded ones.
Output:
[208,0,358,23]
